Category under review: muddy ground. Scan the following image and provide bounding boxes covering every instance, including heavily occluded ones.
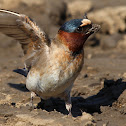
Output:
[0,0,126,126]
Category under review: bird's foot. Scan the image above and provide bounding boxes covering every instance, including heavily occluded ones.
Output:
[29,104,36,111]
[65,102,72,116]
[29,92,36,111]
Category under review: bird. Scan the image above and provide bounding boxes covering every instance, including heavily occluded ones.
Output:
[0,9,100,115]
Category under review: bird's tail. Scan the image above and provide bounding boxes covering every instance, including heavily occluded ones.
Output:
[13,68,28,77]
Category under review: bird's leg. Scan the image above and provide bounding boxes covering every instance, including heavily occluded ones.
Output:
[29,91,36,110]
[63,91,72,115]
[65,96,72,115]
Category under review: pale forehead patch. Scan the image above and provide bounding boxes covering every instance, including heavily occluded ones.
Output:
[80,19,91,27]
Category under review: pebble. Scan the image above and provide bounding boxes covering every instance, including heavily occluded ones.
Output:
[122,73,126,78]
[80,112,93,121]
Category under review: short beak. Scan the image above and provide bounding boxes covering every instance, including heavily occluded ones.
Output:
[86,24,101,35]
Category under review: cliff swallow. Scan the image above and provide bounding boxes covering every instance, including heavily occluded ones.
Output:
[0,10,100,115]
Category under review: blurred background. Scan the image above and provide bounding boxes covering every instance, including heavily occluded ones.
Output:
[0,0,126,48]
[0,0,126,126]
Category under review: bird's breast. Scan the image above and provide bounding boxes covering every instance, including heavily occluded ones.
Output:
[26,49,84,98]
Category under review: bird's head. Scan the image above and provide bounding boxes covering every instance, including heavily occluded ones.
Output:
[57,15,100,53]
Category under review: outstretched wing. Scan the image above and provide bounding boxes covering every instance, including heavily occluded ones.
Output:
[0,9,50,69]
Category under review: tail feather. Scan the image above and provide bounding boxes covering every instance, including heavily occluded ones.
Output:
[13,68,28,77]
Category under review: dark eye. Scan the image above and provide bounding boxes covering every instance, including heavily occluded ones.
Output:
[76,27,83,33]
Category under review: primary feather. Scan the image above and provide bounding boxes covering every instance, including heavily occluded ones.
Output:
[0,9,50,70]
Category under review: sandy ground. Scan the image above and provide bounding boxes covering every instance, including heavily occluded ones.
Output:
[0,0,126,126]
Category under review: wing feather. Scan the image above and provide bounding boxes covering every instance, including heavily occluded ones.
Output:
[0,9,50,69]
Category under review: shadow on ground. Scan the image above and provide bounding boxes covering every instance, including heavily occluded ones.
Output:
[8,78,126,117]
[8,83,29,92]
[37,78,126,117]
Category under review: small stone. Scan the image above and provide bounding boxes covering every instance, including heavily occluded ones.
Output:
[122,73,126,78]
[84,121,96,126]
[84,74,88,78]
[11,102,16,106]
[15,121,28,126]
[117,35,126,49]
[80,112,93,121]
[103,124,107,126]
[87,54,92,59]
[87,67,93,70]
